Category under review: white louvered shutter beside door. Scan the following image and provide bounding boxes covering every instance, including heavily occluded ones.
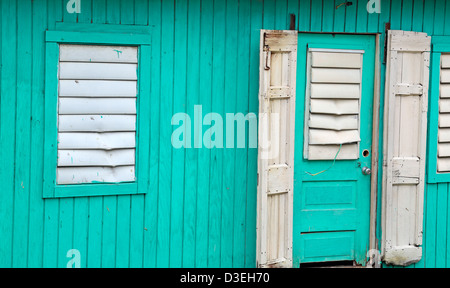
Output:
[382,31,430,266]
[57,44,138,185]
[304,49,364,160]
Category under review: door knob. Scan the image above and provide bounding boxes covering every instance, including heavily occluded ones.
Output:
[361,166,371,175]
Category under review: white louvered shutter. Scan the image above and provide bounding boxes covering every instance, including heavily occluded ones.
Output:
[257,30,297,268]
[304,49,363,160]
[437,54,450,171]
[382,31,430,266]
[57,44,138,185]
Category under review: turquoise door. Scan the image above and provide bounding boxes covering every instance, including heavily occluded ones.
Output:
[293,34,376,266]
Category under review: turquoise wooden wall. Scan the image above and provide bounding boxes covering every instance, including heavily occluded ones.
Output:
[1,0,450,268]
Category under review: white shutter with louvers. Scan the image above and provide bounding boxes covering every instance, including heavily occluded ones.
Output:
[257,30,297,268]
[382,30,430,266]
[56,44,138,185]
[304,49,364,160]
[437,54,450,171]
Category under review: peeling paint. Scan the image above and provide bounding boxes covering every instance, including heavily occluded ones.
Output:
[383,246,422,266]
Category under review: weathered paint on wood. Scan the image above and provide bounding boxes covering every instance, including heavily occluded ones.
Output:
[257,30,297,268]
[382,30,430,266]
[0,0,450,268]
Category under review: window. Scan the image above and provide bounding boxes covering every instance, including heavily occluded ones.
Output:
[427,37,450,183]
[57,44,138,185]
[303,48,364,160]
[43,26,151,198]
[435,53,450,173]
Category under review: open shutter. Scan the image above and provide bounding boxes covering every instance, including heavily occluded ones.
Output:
[257,30,297,268]
[382,30,430,266]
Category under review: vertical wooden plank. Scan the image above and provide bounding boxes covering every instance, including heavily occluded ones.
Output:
[116,195,131,268]
[129,194,144,267]
[114,0,137,268]
[245,0,263,269]
[208,0,226,268]
[101,196,117,267]
[100,0,121,268]
[356,0,368,33]
[379,0,390,32]
[12,0,32,268]
[43,200,59,267]
[221,0,239,268]
[84,0,106,269]
[436,183,448,267]
[367,0,380,32]
[183,0,201,267]
[121,0,135,25]
[87,197,103,268]
[42,0,62,268]
[274,0,288,30]
[58,198,74,268]
[92,0,107,23]
[63,0,78,22]
[310,0,322,32]
[344,0,357,32]
[298,0,311,31]
[263,0,276,29]
[106,0,120,24]
[72,197,88,268]
[143,0,161,268]
[27,0,47,268]
[129,0,148,269]
[71,0,92,269]
[401,0,413,31]
[232,0,251,268]
[195,0,214,268]
[423,0,435,35]
[434,0,446,36]
[156,0,174,268]
[322,0,334,32]
[170,0,187,268]
[390,0,402,30]
[0,0,16,268]
[168,0,187,268]
[334,0,346,32]
[444,1,450,35]
[134,0,148,25]
[425,184,437,267]
[412,0,424,32]
[78,0,92,23]
[287,0,299,31]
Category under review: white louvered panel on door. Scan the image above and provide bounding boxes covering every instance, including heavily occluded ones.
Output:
[437,54,450,172]
[304,49,364,160]
[56,44,138,185]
